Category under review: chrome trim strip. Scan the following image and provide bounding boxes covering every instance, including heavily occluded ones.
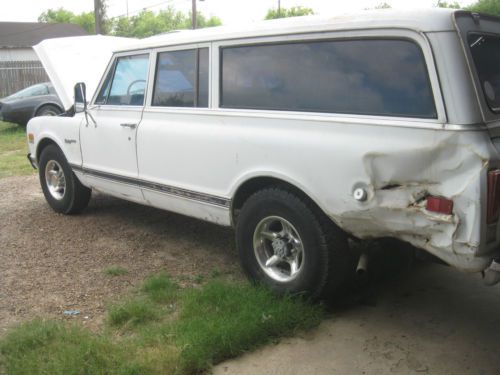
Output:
[70,164,230,208]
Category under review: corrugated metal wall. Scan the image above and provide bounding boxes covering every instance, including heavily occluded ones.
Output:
[0,60,48,98]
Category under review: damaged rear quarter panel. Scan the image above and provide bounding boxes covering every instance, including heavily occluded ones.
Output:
[334,127,497,271]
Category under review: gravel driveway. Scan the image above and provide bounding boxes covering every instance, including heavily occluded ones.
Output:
[0,175,240,334]
[2,175,500,375]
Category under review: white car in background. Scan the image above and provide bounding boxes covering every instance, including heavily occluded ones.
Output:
[26,9,500,298]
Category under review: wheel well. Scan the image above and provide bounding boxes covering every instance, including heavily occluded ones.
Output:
[35,103,62,116]
[231,177,328,226]
[36,138,58,161]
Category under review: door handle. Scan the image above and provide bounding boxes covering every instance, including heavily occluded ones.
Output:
[120,123,137,129]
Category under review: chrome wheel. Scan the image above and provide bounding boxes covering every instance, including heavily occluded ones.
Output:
[44,160,66,200]
[253,216,305,283]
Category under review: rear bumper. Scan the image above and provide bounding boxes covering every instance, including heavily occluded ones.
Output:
[27,153,37,169]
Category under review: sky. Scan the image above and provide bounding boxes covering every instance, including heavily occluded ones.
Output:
[1,0,477,25]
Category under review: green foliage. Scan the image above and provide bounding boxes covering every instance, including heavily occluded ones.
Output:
[0,320,144,374]
[265,6,314,20]
[112,8,221,38]
[104,266,129,276]
[175,281,323,373]
[0,122,34,178]
[1,273,323,374]
[38,7,109,34]
[38,4,221,38]
[374,2,392,9]
[108,298,160,327]
[436,0,462,9]
[38,8,74,23]
[142,271,178,303]
[467,0,500,16]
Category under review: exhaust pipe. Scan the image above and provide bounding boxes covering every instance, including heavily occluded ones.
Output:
[484,259,500,286]
[356,253,369,277]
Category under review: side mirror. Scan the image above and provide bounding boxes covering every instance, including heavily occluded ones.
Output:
[74,82,87,113]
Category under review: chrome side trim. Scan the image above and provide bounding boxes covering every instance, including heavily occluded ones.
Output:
[70,164,230,208]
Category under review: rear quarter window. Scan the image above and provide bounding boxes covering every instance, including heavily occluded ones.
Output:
[220,38,437,118]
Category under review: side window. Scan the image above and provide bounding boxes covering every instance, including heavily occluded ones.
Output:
[95,60,115,105]
[468,33,500,113]
[220,39,437,118]
[95,54,149,106]
[152,47,209,107]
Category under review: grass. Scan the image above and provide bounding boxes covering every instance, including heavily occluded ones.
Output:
[0,121,34,178]
[104,266,129,277]
[0,273,323,375]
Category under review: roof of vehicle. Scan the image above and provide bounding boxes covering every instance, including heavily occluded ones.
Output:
[118,8,462,52]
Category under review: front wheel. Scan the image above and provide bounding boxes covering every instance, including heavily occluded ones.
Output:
[236,188,351,299]
[38,144,91,214]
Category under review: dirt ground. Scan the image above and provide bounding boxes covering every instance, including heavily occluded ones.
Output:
[0,174,241,334]
[2,175,500,374]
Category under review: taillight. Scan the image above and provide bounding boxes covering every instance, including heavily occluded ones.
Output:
[426,196,454,215]
[487,170,500,224]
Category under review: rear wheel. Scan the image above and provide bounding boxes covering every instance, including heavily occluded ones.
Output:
[36,104,62,117]
[38,144,91,214]
[236,188,351,299]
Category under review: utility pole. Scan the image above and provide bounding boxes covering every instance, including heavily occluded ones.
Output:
[94,0,102,34]
[192,0,205,30]
[192,0,197,29]
[278,0,281,17]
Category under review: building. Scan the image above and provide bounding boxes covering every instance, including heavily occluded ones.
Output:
[0,22,88,97]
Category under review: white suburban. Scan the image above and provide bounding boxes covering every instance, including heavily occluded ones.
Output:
[27,9,500,297]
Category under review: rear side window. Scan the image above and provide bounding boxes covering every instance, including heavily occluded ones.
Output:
[221,39,436,118]
[95,54,149,106]
[152,48,209,107]
[9,83,49,99]
[468,33,500,113]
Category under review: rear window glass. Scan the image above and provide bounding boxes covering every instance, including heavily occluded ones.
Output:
[221,39,436,118]
[468,33,500,113]
[152,48,209,108]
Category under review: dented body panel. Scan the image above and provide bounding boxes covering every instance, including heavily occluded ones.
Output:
[27,9,500,278]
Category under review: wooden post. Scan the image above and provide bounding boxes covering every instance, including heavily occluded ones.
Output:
[192,0,197,29]
[94,0,102,34]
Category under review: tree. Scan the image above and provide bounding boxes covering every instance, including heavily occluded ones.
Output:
[111,7,221,38]
[265,6,314,20]
[467,0,500,16]
[38,8,76,24]
[374,2,392,9]
[39,5,221,38]
[436,1,461,8]
[38,7,110,34]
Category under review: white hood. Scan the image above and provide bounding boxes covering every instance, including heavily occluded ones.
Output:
[34,35,137,110]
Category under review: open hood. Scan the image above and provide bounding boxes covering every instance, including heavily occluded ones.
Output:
[34,35,137,111]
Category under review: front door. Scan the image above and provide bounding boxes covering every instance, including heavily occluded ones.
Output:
[80,53,150,203]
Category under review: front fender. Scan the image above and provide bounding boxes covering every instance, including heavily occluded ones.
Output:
[27,115,84,167]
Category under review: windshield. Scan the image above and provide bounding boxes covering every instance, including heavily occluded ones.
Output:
[8,83,49,99]
[468,33,500,113]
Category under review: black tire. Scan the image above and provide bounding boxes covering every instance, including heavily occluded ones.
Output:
[236,187,351,299]
[38,144,91,214]
[35,104,62,117]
